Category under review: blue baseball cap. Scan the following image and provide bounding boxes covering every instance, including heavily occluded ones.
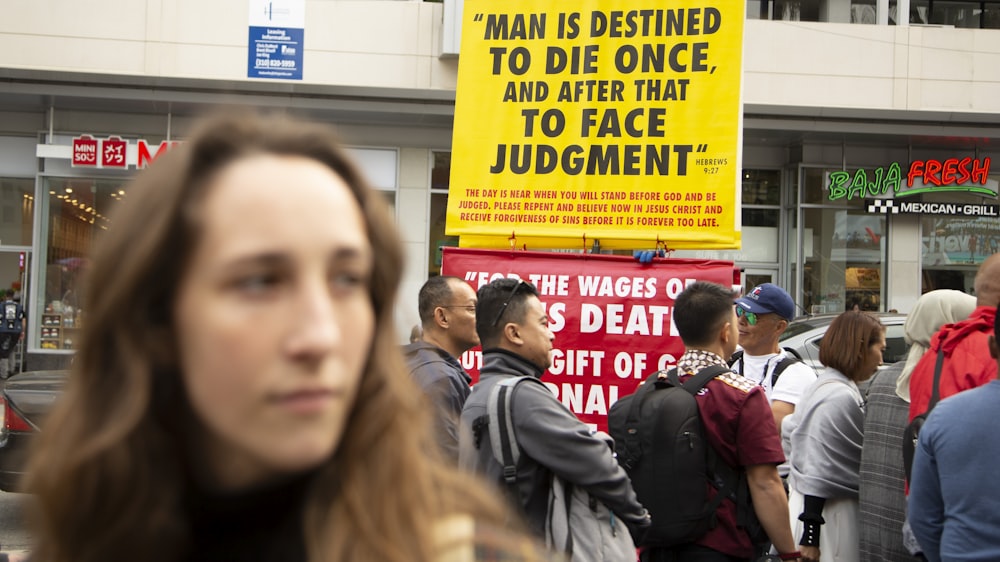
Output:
[735,283,795,321]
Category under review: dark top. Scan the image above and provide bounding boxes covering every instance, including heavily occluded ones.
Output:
[185,472,314,562]
[403,340,473,462]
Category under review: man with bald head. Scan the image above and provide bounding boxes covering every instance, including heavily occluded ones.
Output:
[403,275,481,462]
[908,252,1000,422]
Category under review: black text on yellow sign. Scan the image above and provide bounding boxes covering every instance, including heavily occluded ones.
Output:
[447,0,744,250]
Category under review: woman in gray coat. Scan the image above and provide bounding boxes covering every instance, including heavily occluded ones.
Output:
[783,311,886,562]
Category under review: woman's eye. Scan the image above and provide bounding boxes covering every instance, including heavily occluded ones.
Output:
[331,271,367,290]
[234,273,281,293]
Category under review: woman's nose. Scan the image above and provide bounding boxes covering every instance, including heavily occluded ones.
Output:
[285,282,339,358]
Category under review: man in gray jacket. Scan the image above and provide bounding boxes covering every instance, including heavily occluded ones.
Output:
[459,277,650,538]
[404,276,480,462]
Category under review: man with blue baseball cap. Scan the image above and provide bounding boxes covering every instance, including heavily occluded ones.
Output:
[731,284,817,431]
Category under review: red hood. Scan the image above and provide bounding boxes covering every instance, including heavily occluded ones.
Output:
[930,306,996,354]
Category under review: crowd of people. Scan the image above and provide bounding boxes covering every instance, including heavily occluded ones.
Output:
[408,249,1000,562]
[13,111,1000,562]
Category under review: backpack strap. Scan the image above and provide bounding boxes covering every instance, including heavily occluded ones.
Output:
[729,349,803,388]
[667,365,738,528]
[770,355,802,387]
[925,348,946,412]
[727,350,744,375]
[616,370,664,471]
[488,377,525,489]
[667,364,732,395]
[487,377,546,492]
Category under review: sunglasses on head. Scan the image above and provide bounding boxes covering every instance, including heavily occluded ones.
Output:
[735,305,759,326]
[491,280,526,327]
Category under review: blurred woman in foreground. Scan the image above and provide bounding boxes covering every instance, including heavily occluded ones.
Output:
[25,112,549,562]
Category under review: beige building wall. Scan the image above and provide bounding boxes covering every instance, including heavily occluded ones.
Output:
[0,1,457,90]
[3,5,999,113]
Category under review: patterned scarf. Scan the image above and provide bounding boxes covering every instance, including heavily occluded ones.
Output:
[664,349,730,379]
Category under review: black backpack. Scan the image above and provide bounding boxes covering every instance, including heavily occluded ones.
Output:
[728,348,805,387]
[608,366,764,548]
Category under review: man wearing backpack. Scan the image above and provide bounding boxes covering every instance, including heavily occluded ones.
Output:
[639,282,800,562]
[731,283,817,430]
[402,276,481,463]
[458,278,650,545]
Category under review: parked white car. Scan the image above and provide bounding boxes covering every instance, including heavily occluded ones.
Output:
[778,312,910,374]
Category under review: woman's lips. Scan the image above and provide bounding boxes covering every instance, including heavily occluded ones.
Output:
[271,388,337,415]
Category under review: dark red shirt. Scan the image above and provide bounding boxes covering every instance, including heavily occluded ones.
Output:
[676,350,786,559]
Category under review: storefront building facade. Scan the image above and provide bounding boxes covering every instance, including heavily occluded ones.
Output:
[1,1,998,368]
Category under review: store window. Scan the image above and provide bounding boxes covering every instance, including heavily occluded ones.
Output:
[674,169,782,263]
[920,190,1000,293]
[345,147,397,211]
[753,0,1000,27]
[37,177,127,351]
[851,0,878,22]
[799,167,887,314]
[0,178,34,247]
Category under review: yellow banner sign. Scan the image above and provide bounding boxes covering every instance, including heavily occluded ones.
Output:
[447,0,744,250]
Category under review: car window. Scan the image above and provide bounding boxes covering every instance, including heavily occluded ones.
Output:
[884,323,909,363]
[780,321,822,341]
[807,337,822,353]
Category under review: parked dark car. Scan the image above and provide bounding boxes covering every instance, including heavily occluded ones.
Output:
[0,370,66,492]
[778,312,910,374]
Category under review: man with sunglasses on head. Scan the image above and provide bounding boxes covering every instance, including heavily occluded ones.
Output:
[732,283,817,431]
[403,276,481,463]
[458,277,650,541]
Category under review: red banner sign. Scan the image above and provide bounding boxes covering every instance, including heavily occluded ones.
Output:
[441,247,736,430]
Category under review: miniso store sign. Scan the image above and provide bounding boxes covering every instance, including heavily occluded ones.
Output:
[36,135,180,170]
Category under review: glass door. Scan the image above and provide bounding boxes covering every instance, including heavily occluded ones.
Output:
[0,250,29,373]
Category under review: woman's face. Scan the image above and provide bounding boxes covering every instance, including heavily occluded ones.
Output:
[858,330,886,381]
[174,154,374,490]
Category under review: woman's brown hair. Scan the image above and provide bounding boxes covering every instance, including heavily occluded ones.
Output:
[818,310,885,380]
[25,111,511,562]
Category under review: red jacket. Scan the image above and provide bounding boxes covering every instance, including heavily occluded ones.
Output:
[908,306,998,422]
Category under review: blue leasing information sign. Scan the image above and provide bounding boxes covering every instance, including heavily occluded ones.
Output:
[248,0,305,80]
[248,26,303,79]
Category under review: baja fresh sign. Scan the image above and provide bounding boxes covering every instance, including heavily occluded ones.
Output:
[828,158,995,201]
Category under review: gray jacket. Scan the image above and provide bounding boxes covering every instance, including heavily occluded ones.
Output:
[403,341,472,462]
[783,367,865,500]
[458,349,648,537]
